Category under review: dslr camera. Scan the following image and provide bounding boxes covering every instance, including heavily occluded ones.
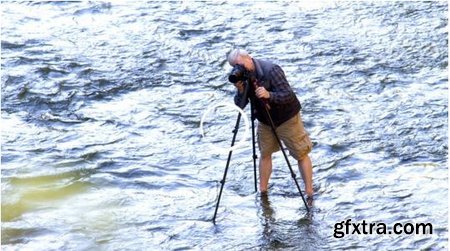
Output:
[228,64,249,83]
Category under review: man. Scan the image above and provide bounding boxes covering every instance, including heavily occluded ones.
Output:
[227,48,314,200]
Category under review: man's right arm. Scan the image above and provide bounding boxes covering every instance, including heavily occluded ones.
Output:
[234,81,249,109]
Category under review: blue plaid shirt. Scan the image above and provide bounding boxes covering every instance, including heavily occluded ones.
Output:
[234,58,301,126]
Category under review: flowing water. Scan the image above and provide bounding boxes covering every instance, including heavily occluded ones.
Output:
[1,1,448,250]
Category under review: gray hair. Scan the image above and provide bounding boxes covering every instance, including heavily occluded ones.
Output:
[227,48,249,66]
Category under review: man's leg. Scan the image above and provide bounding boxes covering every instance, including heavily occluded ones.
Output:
[259,154,273,193]
[298,154,313,197]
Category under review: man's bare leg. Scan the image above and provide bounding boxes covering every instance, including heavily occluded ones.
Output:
[259,154,272,193]
[298,154,313,197]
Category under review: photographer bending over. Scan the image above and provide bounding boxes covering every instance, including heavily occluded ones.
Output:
[228,48,314,200]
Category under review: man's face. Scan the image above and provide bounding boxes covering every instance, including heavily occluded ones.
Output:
[234,56,252,71]
[233,56,245,67]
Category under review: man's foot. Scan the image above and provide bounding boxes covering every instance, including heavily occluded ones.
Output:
[260,190,268,197]
[306,195,314,207]
[306,189,313,198]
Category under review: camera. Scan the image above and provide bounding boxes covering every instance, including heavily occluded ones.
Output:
[228,64,248,83]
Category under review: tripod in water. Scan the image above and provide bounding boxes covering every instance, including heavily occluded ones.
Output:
[212,76,310,224]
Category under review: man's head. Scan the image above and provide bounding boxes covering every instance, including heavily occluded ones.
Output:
[227,48,254,72]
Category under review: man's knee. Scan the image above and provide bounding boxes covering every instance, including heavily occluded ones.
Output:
[297,155,312,169]
[297,154,309,162]
[260,153,272,161]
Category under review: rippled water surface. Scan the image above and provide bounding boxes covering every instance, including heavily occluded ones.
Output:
[1,1,448,250]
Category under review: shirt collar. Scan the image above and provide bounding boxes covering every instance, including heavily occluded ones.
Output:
[252,58,265,80]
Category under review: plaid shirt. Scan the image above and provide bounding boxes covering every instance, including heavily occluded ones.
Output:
[234,64,296,107]
[233,58,301,126]
[266,65,297,104]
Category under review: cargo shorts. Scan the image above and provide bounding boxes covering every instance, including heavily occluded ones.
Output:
[257,113,312,161]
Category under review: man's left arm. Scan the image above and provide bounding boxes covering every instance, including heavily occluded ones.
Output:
[267,65,297,104]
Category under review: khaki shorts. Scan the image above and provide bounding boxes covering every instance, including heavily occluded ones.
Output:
[257,113,312,161]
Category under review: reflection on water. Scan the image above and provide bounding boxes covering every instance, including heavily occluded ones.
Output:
[260,194,284,249]
[1,1,448,250]
[257,194,321,250]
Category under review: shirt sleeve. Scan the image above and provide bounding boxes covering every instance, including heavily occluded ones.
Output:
[234,90,249,109]
[268,65,296,105]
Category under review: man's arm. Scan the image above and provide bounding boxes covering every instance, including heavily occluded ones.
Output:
[267,65,296,104]
[234,81,249,109]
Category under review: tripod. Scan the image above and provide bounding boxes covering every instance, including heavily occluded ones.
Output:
[212,79,310,224]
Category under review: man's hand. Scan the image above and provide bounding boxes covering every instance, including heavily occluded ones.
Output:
[234,81,244,93]
[255,86,270,99]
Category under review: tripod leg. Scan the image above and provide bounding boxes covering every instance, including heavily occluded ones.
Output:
[213,79,253,224]
[251,110,258,193]
[213,113,242,224]
[262,107,310,212]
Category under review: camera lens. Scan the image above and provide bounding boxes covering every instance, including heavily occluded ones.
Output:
[228,64,247,83]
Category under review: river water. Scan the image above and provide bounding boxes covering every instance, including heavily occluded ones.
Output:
[1,1,448,250]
